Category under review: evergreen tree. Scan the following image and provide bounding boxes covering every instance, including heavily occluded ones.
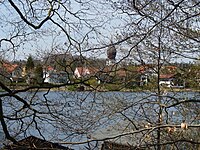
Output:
[26,55,35,72]
[34,64,43,78]
[34,63,43,84]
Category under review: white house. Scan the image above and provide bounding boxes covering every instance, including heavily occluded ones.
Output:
[2,63,23,82]
[159,74,175,87]
[74,67,98,78]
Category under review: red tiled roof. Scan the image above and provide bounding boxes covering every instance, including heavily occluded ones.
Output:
[137,66,146,73]
[136,65,153,73]
[160,74,175,79]
[46,66,54,71]
[165,66,177,70]
[3,63,19,73]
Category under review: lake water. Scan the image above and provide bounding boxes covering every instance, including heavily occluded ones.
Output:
[0,91,199,149]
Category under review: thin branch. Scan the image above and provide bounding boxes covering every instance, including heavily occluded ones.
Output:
[58,124,200,145]
[8,0,50,29]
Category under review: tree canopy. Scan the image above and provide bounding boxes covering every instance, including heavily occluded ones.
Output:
[25,55,35,72]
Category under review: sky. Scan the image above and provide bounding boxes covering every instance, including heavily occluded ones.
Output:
[0,1,199,64]
[0,1,128,61]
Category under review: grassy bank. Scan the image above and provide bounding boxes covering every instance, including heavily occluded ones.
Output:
[2,81,200,92]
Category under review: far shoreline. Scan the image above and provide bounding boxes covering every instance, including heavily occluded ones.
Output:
[1,85,200,93]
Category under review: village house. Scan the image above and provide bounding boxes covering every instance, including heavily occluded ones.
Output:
[136,64,158,86]
[43,66,70,84]
[159,73,185,88]
[74,67,99,78]
[159,74,175,87]
[134,65,181,87]
[98,67,128,83]
[1,63,23,83]
[43,63,187,88]
[74,66,129,84]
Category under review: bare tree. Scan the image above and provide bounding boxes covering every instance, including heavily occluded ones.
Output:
[0,0,200,150]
